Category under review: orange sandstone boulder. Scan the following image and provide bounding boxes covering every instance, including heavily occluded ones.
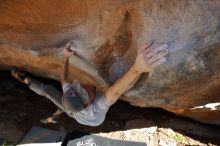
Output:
[0,0,220,125]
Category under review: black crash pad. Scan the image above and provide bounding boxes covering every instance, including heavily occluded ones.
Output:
[17,126,66,146]
[66,132,147,146]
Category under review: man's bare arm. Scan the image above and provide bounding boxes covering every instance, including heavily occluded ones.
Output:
[105,42,168,105]
[60,43,74,86]
[105,66,141,104]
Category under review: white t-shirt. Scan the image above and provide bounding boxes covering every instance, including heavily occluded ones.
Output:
[62,81,111,126]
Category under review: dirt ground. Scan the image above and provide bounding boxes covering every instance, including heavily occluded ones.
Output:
[0,70,220,145]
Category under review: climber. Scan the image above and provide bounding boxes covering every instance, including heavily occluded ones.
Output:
[11,41,168,126]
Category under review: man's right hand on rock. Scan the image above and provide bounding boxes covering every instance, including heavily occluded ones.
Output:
[134,42,168,73]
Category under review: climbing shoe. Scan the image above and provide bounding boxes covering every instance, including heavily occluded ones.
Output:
[40,118,58,124]
[11,67,26,83]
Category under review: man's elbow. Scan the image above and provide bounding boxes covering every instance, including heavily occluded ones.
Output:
[104,91,120,105]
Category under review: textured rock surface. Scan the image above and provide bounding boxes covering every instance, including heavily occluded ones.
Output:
[97,127,213,146]
[0,0,220,125]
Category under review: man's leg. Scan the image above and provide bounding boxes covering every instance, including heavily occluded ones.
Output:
[27,78,65,111]
[40,108,64,123]
[11,68,65,123]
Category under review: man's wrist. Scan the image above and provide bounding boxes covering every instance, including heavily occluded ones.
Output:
[64,56,70,60]
[131,65,142,75]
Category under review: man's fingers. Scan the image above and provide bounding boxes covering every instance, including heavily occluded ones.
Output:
[145,43,168,55]
[157,48,168,56]
[143,44,159,55]
[154,44,168,55]
[158,44,168,50]
[145,53,164,64]
[138,41,153,53]
[143,48,168,62]
[150,57,166,68]
[64,46,74,57]
[65,42,71,47]
[64,41,74,50]
[149,49,168,62]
